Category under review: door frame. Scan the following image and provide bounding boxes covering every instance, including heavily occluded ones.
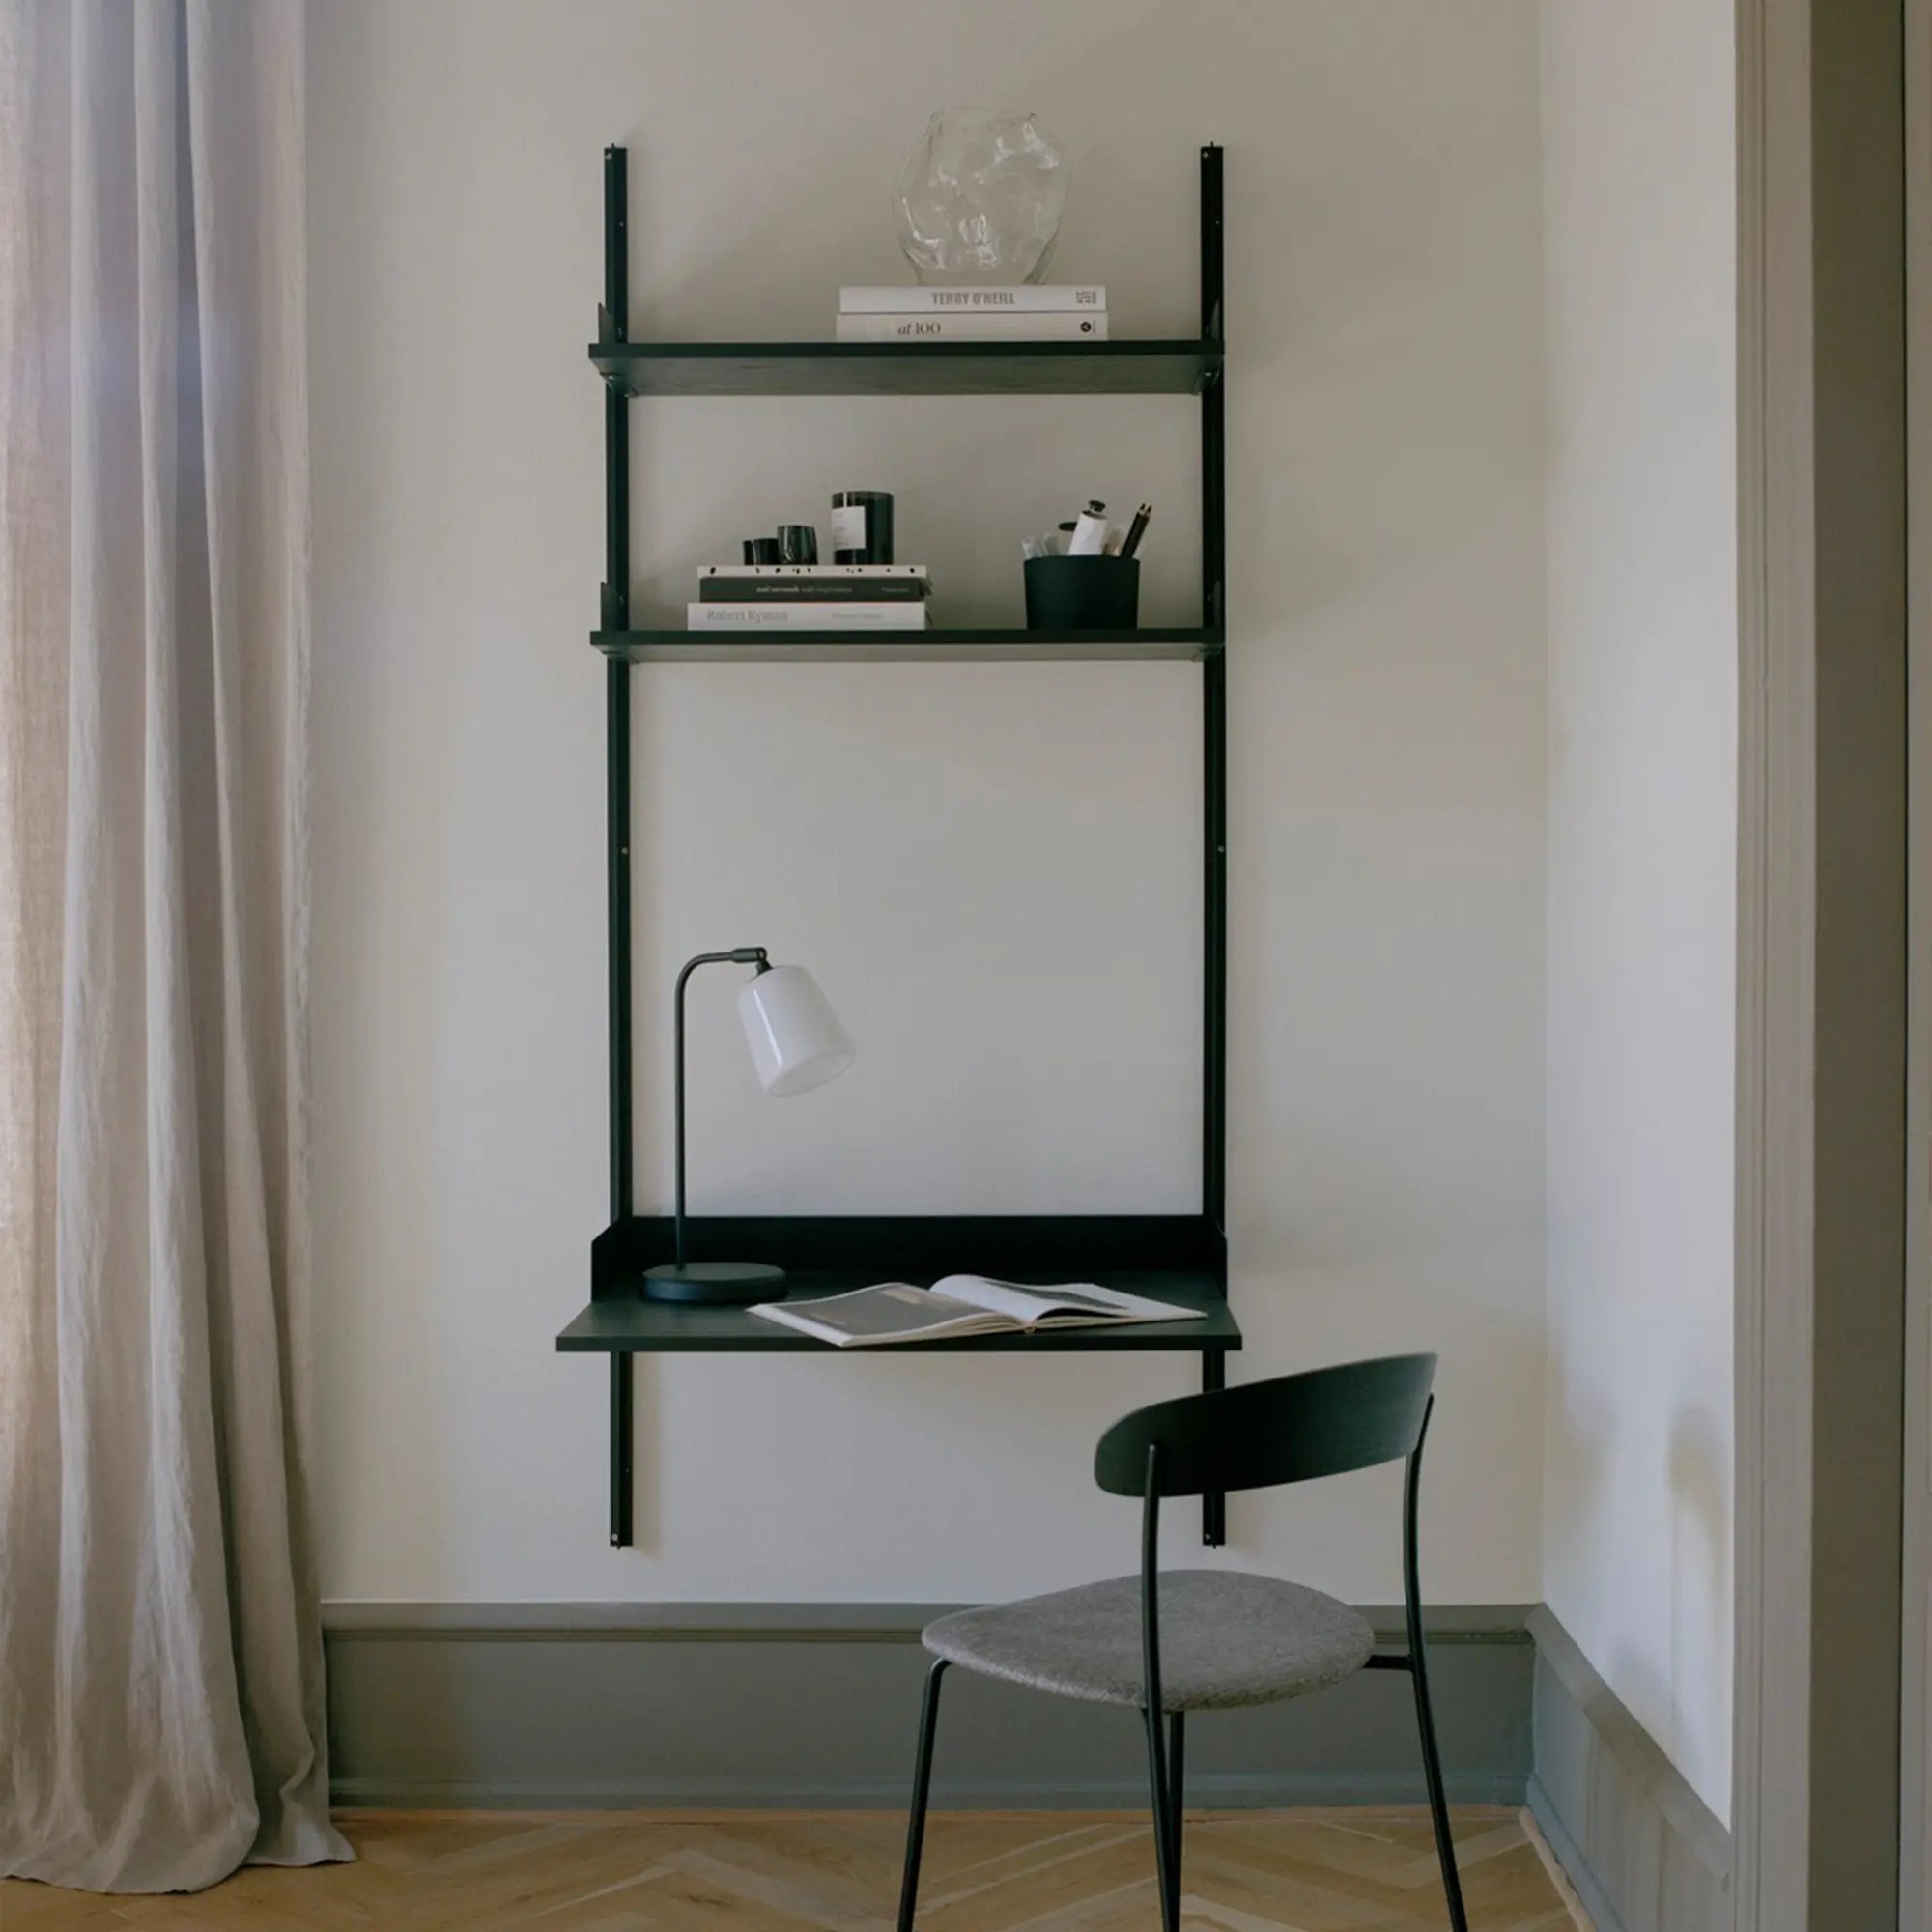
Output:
[1733,1,1911,1926]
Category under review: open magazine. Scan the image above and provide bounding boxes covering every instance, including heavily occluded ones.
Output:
[749,1276,1198,1348]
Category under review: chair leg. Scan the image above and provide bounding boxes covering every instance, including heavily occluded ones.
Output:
[896,1660,948,1932]
[1142,1706,1180,1932]
[1408,1647,1469,1932]
[1166,1711,1185,1901]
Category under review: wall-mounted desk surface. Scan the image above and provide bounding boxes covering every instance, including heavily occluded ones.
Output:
[558,1273,1240,1355]
[564,1213,1236,1352]
[557,1213,1239,1357]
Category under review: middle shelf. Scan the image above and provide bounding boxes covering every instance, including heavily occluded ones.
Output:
[591,627,1224,664]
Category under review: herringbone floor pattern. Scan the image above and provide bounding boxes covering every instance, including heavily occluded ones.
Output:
[0,1807,1586,1931]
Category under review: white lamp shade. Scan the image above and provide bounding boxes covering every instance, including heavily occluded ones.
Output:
[737,964,855,1097]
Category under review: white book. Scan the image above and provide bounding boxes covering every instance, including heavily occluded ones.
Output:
[836,312,1108,343]
[687,601,927,631]
[750,1275,1198,1348]
[839,284,1106,314]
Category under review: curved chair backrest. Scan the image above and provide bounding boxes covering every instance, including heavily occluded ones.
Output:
[1094,1353,1438,1499]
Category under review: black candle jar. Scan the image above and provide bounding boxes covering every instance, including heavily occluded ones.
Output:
[831,490,894,566]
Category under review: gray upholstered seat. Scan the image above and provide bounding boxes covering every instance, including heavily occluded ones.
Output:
[923,1569,1375,1713]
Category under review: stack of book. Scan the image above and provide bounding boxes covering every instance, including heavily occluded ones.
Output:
[688,564,931,632]
[836,285,1108,343]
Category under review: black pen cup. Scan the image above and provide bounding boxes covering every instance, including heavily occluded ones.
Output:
[1024,555,1140,631]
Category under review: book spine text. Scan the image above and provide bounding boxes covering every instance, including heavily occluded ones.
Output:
[838,285,1106,314]
[698,578,925,603]
[687,602,928,632]
[835,312,1108,343]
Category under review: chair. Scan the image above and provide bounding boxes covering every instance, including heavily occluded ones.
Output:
[894,1353,1468,1932]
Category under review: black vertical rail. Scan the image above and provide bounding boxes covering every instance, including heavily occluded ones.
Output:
[603,146,636,1548]
[1199,145,1229,1551]
[1199,144,1227,1234]
[1199,144,1226,635]
[1201,1350,1226,1547]
[1203,656,1226,1233]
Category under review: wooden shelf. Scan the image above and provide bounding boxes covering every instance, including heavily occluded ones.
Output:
[588,339,1222,398]
[591,628,1223,664]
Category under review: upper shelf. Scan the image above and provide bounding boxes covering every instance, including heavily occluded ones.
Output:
[588,338,1224,398]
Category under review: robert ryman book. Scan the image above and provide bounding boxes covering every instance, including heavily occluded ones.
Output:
[687,602,927,631]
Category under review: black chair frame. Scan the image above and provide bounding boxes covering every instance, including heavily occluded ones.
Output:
[895,1354,1469,1932]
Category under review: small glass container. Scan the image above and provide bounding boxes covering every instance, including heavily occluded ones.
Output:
[895,109,1067,286]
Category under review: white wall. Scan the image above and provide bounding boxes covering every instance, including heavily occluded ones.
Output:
[309,0,1547,1608]
[1539,2,1737,1820]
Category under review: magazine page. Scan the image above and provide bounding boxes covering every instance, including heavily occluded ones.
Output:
[1030,1281,1199,1324]
[749,1283,1008,1348]
[932,1276,1197,1326]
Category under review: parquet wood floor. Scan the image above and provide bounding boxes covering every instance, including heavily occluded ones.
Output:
[0,1806,1588,1931]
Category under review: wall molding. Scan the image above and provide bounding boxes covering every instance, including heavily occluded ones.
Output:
[321,1598,1535,1642]
[1526,1608,1731,1932]
[326,1591,1742,1906]
[324,1600,1533,1811]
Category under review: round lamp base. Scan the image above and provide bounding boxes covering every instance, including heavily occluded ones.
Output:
[642,1261,788,1306]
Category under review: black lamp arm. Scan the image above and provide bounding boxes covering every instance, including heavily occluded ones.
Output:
[669,948,770,1264]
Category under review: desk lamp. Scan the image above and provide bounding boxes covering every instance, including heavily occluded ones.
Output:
[643,948,854,1304]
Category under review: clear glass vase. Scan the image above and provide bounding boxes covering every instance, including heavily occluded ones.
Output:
[893,109,1067,286]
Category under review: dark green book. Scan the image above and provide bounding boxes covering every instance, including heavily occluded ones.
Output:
[698,576,926,603]
[697,563,930,603]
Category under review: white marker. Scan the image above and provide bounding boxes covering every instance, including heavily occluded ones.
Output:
[1066,499,1110,555]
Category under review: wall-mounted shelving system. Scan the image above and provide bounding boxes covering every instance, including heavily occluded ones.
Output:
[556,143,1235,1548]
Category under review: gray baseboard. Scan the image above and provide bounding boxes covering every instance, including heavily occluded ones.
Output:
[324,1599,1533,1811]
[1525,1606,1732,1932]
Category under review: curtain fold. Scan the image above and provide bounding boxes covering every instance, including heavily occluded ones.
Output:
[0,0,347,1892]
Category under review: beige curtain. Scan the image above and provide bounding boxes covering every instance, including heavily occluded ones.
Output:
[0,0,347,1892]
